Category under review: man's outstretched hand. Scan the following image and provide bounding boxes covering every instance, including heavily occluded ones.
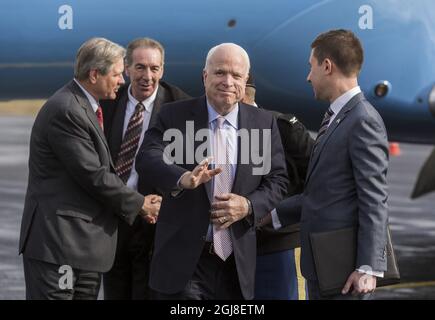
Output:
[180,157,222,189]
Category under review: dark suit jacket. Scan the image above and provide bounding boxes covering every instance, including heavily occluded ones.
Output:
[100,80,190,195]
[135,96,288,299]
[256,111,314,254]
[276,93,389,281]
[19,80,144,272]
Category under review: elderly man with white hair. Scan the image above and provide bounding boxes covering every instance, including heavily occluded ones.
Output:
[136,43,288,300]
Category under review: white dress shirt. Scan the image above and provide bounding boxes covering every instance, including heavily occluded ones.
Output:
[74,79,99,113]
[123,85,158,190]
[327,86,361,126]
[206,100,239,181]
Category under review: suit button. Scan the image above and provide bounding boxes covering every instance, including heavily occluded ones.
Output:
[201,236,206,241]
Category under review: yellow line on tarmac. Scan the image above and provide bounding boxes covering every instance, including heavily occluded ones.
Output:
[294,247,307,300]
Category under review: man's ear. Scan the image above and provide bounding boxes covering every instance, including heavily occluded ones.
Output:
[89,69,99,84]
[124,65,130,78]
[202,69,207,85]
[323,58,333,75]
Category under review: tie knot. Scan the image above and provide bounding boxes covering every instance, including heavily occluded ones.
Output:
[136,102,145,113]
[215,116,225,129]
[95,105,103,116]
[95,105,104,130]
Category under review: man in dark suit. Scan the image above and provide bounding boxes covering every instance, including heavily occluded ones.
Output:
[271,29,389,299]
[100,38,190,300]
[19,38,161,300]
[241,76,314,300]
[136,43,288,300]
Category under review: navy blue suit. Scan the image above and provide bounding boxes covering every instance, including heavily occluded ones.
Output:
[136,96,288,299]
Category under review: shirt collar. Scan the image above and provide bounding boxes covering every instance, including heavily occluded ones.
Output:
[127,84,159,112]
[329,86,361,115]
[206,100,239,130]
[73,78,99,113]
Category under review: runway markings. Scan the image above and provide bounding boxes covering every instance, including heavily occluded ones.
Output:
[294,247,307,300]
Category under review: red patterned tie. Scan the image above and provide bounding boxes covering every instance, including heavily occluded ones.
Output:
[95,105,104,131]
[115,102,145,183]
[212,116,233,261]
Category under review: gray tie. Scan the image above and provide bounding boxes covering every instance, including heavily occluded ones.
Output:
[212,116,233,261]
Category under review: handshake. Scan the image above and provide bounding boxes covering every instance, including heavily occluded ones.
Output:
[139,194,162,224]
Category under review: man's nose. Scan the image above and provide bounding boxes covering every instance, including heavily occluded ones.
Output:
[221,74,233,86]
[143,68,152,81]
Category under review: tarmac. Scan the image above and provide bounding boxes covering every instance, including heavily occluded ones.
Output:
[0,113,434,300]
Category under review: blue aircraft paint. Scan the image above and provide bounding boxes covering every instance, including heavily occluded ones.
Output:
[0,0,434,143]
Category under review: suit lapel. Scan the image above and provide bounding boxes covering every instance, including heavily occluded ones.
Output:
[191,97,213,202]
[149,85,167,129]
[231,103,252,196]
[305,92,365,184]
[69,81,113,166]
[109,92,128,162]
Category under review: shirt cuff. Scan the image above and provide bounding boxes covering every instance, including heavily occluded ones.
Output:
[356,267,384,278]
[171,172,189,197]
[271,208,282,230]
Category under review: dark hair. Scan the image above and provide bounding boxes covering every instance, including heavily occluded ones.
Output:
[311,29,363,77]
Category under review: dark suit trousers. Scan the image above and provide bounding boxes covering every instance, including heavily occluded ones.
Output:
[151,243,243,300]
[103,216,154,300]
[23,256,101,300]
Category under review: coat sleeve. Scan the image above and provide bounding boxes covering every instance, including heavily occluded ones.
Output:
[275,193,303,227]
[246,115,289,223]
[47,107,143,225]
[349,111,389,271]
[135,105,188,194]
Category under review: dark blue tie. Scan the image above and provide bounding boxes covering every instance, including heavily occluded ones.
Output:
[313,107,334,151]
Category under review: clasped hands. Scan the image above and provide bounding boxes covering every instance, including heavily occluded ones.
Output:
[139,194,162,224]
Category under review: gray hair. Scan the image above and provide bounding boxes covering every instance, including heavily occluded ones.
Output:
[74,37,126,81]
[125,37,165,66]
[204,43,250,73]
